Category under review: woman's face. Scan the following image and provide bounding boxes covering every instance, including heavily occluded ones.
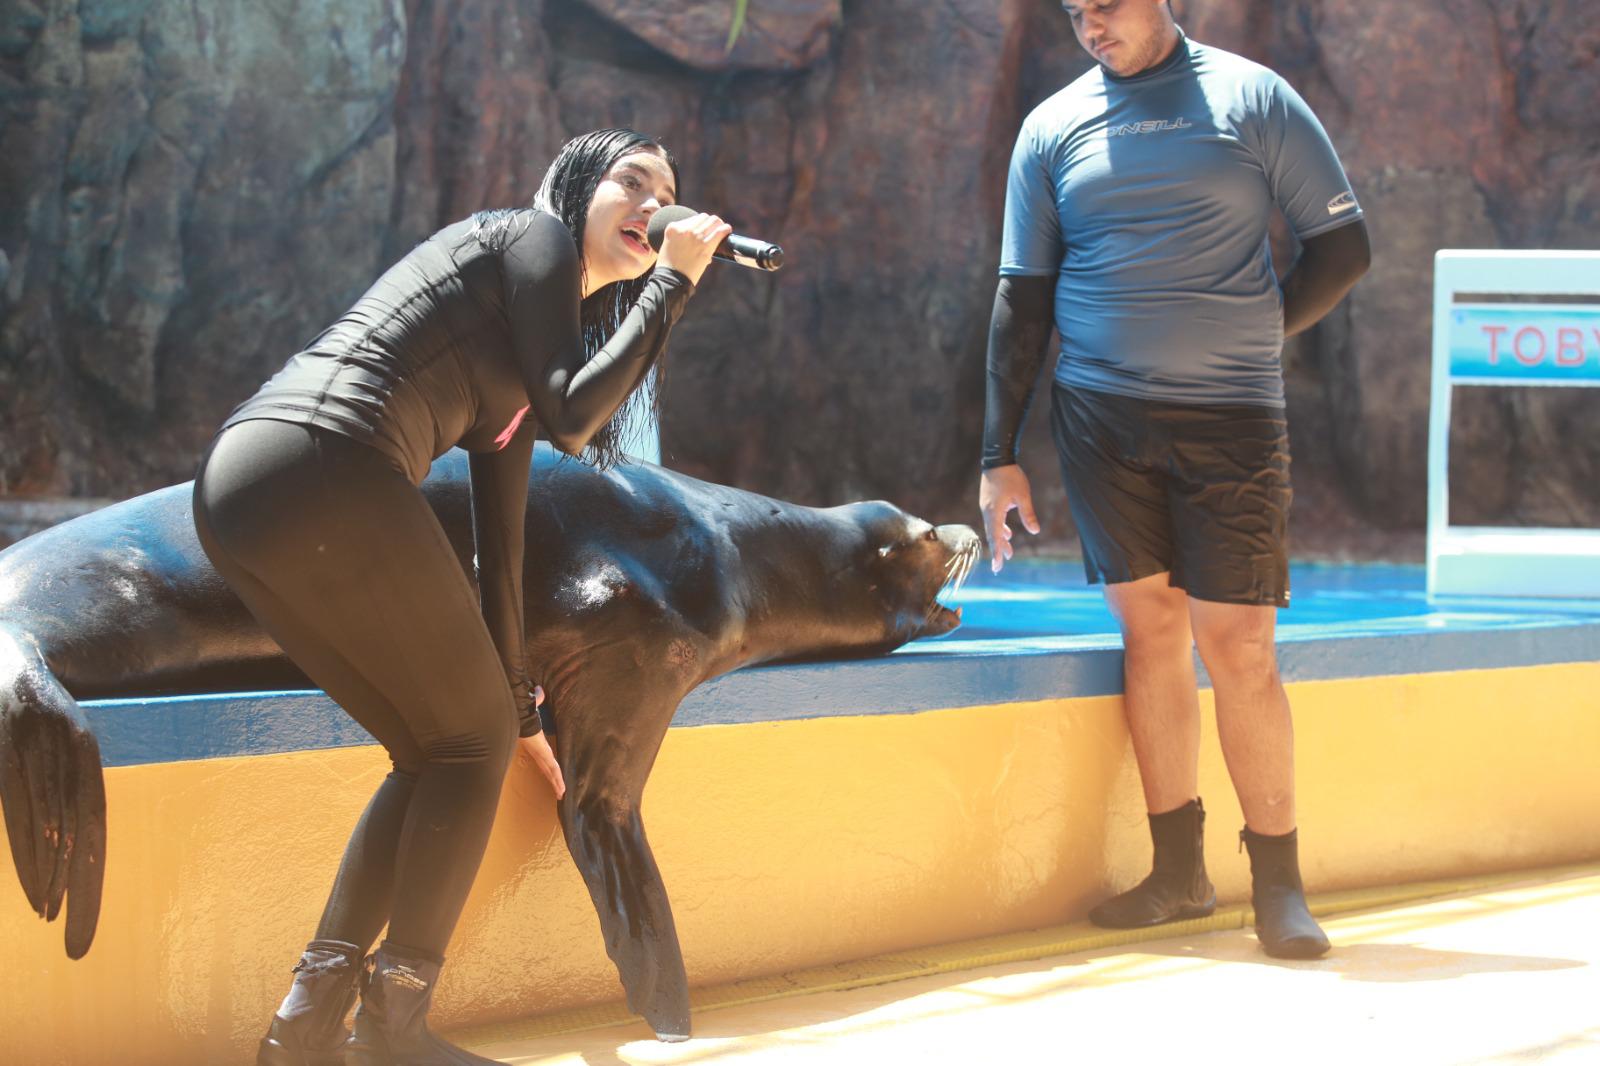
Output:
[581,149,678,296]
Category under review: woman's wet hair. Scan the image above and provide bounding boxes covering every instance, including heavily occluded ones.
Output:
[536,128,682,469]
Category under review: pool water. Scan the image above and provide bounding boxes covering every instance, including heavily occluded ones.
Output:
[942,560,1600,643]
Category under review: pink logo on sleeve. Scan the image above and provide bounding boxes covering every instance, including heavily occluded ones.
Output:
[495,405,530,449]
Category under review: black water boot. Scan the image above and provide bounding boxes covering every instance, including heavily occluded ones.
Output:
[258,939,364,1066]
[1089,798,1217,928]
[1241,826,1331,959]
[346,943,501,1065]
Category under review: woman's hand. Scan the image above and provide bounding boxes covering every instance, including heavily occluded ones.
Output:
[656,212,733,288]
[518,685,565,800]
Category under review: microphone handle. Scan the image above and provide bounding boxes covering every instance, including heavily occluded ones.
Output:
[714,234,785,272]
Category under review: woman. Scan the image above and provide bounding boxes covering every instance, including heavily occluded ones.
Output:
[193,129,730,1066]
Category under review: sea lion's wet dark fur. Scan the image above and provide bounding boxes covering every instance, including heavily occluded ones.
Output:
[0,443,978,1038]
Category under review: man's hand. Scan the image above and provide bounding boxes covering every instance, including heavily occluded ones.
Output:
[518,685,565,800]
[979,464,1041,574]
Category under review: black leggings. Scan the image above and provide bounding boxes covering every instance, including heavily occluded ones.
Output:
[194,418,519,958]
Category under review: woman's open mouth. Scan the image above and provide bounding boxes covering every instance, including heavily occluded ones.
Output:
[621,225,650,256]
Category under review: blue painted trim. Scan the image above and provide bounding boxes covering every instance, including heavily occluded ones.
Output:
[86,691,376,769]
[82,618,1600,768]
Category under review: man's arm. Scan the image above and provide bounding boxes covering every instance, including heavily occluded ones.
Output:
[979,274,1054,572]
[1280,218,1371,337]
[982,275,1056,469]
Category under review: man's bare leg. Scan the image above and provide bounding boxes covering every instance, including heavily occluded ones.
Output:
[1189,596,1328,957]
[1188,598,1294,835]
[1104,571,1200,814]
[1088,572,1216,928]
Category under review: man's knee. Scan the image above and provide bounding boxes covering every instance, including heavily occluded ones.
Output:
[1194,619,1280,686]
[1109,576,1192,652]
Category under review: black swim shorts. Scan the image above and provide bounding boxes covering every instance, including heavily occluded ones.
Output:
[1049,384,1291,607]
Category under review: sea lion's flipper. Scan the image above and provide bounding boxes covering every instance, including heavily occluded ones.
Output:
[0,624,107,958]
[63,722,107,959]
[561,793,690,1040]
[551,640,696,1042]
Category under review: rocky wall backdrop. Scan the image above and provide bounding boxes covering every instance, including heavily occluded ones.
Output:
[2,0,1597,555]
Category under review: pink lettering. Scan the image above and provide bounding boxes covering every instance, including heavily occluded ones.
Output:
[1481,325,1507,365]
[1512,326,1546,366]
[1555,327,1584,366]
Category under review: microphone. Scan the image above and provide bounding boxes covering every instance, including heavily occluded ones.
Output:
[646,205,785,272]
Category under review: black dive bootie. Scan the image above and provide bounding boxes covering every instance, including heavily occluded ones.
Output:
[346,944,501,1065]
[1241,826,1331,959]
[1089,798,1217,928]
[258,939,364,1066]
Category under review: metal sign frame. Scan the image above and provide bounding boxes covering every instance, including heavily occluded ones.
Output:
[1427,249,1600,599]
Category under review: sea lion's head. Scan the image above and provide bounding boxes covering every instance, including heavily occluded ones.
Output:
[822,500,981,653]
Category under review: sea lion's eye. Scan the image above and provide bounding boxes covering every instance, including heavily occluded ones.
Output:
[924,529,938,542]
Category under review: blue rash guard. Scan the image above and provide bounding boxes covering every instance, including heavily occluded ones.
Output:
[1001,33,1363,407]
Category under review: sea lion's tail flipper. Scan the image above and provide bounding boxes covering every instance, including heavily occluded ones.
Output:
[0,624,107,959]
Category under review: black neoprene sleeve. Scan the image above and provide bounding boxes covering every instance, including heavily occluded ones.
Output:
[473,212,700,736]
[467,420,541,736]
[482,211,697,735]
[502,211,694,455]
[982,275,1056,469]
[1281,218,1371,338]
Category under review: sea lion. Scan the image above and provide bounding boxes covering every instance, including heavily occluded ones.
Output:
[0,443,979,1039]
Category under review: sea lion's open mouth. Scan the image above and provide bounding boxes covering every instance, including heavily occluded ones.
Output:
[922,601,963,637]
[922,532,980,637]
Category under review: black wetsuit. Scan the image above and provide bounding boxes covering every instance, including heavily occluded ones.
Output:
[193,208,693,957]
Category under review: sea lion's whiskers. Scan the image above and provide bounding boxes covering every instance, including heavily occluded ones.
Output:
[950,545,976,593]
[939,554,962,584]
[936,543,980,604]
[936,561,961,603]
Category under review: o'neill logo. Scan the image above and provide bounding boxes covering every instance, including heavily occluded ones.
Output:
[1107,117,1192,136]
[1327,191,1358,216]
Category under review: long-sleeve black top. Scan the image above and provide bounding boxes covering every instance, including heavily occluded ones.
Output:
[225,208,695,734]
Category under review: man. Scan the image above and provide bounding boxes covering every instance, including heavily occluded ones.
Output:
[978,0,1369,958]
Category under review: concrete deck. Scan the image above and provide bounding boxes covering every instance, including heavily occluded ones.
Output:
[466,865,1600,1066]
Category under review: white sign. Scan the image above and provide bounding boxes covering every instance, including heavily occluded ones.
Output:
[1427,251,1600,599]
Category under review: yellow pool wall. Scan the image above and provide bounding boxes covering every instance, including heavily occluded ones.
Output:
[2,660,1598,1064]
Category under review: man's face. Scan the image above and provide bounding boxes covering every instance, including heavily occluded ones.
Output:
[1061,0,1178,77]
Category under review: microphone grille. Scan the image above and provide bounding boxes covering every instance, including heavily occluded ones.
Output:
[646,205,696,251]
